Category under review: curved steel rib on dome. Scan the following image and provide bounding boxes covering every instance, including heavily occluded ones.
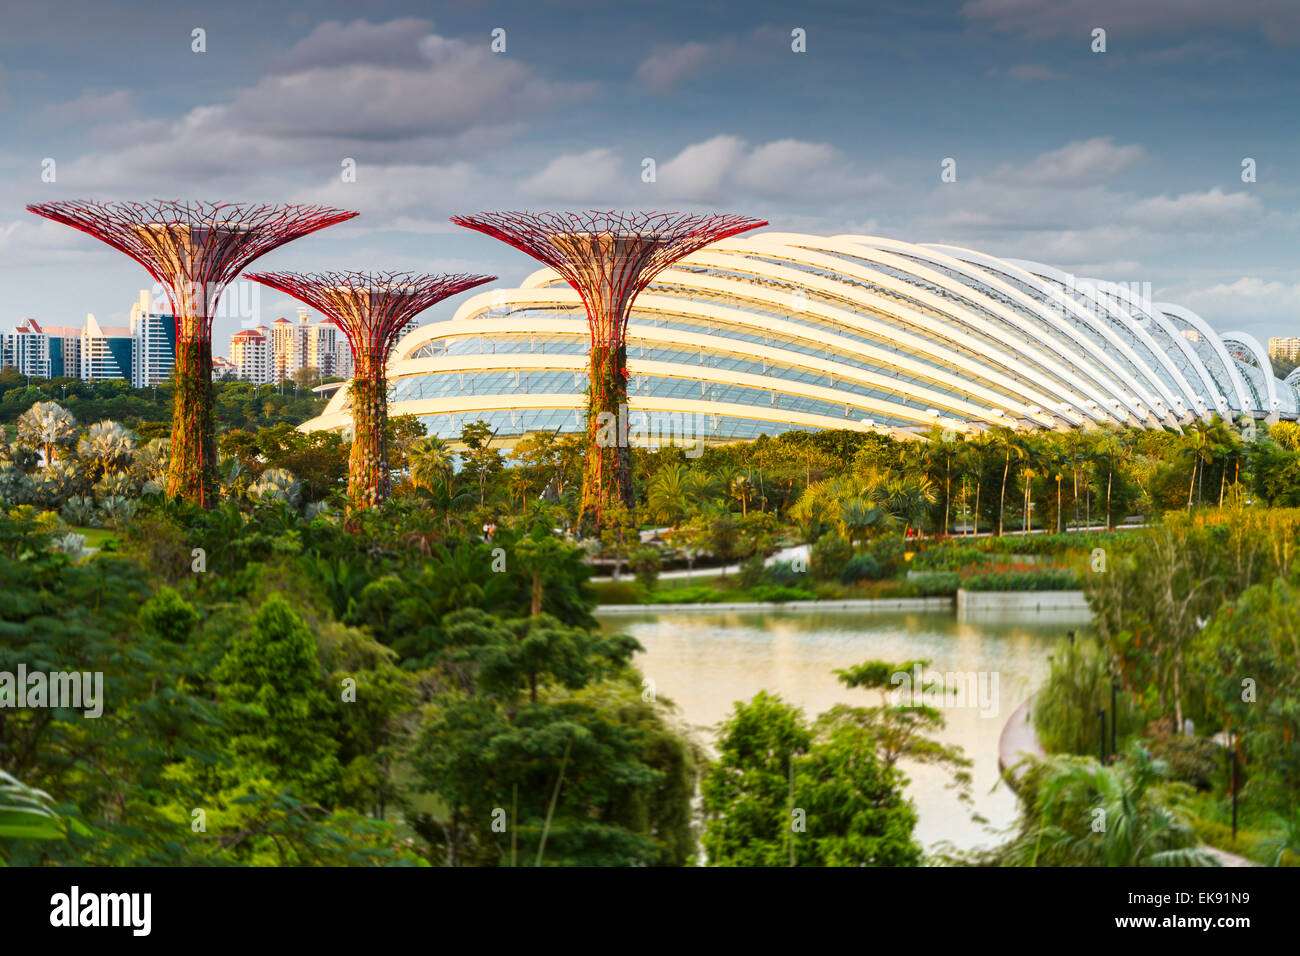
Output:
[300,233,1299,444]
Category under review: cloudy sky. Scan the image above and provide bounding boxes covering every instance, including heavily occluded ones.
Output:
[1,0,1298,349]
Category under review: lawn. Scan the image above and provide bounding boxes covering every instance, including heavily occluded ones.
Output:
[68,526,121,550]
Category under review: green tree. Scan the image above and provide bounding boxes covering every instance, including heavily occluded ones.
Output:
[701,691,920,866]
[213,594,342,802]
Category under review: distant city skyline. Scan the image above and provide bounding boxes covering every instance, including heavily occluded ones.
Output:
[2,0,1298,348]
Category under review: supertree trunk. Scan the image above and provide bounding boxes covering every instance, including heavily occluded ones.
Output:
[348,363,389,511]
[167,334,217,505]
[247,270,496,516]
[24,200,358,508]
[450,211,767,534]
[582,341,634,529]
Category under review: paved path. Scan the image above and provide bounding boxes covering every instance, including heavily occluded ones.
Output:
[999,696,1257,866]
[997,698,1045,785]
[591,543,809,583]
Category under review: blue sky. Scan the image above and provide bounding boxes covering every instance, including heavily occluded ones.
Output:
[1,0,1298,350]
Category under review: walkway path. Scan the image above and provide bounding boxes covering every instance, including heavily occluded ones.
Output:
[591,543,809,583]
[997,698,1045,785]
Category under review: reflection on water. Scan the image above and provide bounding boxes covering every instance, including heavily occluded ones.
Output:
[598,608,1090,854]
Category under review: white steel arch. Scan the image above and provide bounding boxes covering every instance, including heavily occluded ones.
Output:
[303,232,1296,440]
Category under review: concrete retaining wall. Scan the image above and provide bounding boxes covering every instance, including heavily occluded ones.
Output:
[956,589,1089,614]
[596,596,955,614]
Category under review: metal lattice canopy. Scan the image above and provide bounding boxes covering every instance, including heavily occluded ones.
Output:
[26,200,359,339]
[246,270,497,375]
[449,210,768,346]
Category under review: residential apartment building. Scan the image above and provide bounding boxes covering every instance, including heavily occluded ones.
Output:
[1268,337,1300,362]
[229,326,274,384]
[1,319,82,378]
[129,289,176,387]
[80,313,134,381]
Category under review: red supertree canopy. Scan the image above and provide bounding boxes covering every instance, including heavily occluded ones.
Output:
[449,210,768,348]
[245,270,497,372]
[26,200,358,340]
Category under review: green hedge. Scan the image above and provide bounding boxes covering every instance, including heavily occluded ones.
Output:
[894,573,959,597]
[910,545,990,571]
[959,566,1080,591]
[961,531,1127,555]
[589,579,647,604]
[746,584,816,604]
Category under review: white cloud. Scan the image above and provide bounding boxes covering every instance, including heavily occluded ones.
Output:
[36,89,135,127]
[523,148,627,202]
[1128,187,1262,232]
[997,63,1067,82]
[961,0,1300,44]
[634,27,785,93]
[655,135,750,202]
[636,39,737,93]
[992,137,1144,187]
[270,18,434,73]
[45,20,593,191]
[653,135,885,204]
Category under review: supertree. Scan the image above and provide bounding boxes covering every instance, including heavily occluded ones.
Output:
[450,210,767,530]
[246,270,496,511]
[25,200,357,507]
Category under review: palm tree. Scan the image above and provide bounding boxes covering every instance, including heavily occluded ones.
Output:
[1182,420,1214,511]
[409,436,455,494]
[683,468,720,505]
[77,420,136,480]
[1206,416,1239,506]
[1064,429,1088,530]
[960,434,991,536]
[249,467,302,507]
[133,437,170,486]
[837,497,882,551]
[729,473,754,517]
[1009,743,1217,867]
[1091,427,1124,530]
[882,474,935,538]
[424,476,477,533]
[1017,434,1046,535]
[17,401,76,466]
[992,427,1023,537]
[646,461,690,527]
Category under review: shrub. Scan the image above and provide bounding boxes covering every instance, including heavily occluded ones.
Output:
[971,531,1126,555]
[652,586,723,604]
[629,547,662,592]
[738,553,767,589]
[589,579,646,605]
[840,553,882,584]
[868,535,906,577]
[895,572,959,597]
[51,531,89,561]
[1033,636,1135,756]
[746,584,815,604]
[765,559,806,588]
[959,565,1080,591]
[1143,723,1221,791]
[910,544,988,571]
[810,532,851,581]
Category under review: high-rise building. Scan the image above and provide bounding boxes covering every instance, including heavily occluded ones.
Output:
[212,356,237,380]
[80,313,134,381]
[262,312,354,383]
[2,319,82,378]
[129,289,176,387]
[1268,337,1300,361]
[270,316,295,383]
[230,326,273,384]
